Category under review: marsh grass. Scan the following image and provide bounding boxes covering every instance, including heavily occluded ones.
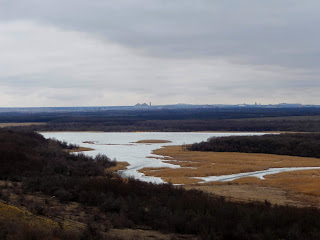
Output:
[140,145,320,203]
[141,146,320,185]
[107,161,130,172]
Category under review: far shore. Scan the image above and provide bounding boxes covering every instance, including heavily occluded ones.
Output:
[38,130,309,134]
[38,131,105,133]
[0,122,47,128]
[133,139,172,143]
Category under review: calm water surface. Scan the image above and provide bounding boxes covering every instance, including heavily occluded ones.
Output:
[41,132,264,183]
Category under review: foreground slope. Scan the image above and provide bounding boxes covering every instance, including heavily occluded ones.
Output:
[2,130,320,239]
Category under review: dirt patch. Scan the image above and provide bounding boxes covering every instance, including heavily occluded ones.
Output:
[133,139,172,144]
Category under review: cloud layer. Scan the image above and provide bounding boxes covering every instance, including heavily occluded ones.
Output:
[0,1,319,106]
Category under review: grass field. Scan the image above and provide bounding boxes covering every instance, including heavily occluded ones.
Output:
[143,146,320,180]
[140,145,320,206]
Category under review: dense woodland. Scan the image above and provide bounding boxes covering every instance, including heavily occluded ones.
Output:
[2,107,320,132]
[2,130,320,239]
[189,133,320,158]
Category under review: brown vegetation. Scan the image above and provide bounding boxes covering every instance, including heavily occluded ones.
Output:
[185,183,320,207]
[141,145,320,183]
[107,161,130,172]
[139,145,320,206]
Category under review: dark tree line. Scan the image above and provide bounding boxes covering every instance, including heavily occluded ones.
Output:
[3,108,320,132]
[188,133,320,158]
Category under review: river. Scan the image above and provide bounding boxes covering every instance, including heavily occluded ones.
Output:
[41,132,264,183]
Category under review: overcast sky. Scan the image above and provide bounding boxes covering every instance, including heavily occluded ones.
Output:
[0,0,319,107]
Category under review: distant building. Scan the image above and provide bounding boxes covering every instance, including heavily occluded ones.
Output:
[134,103,150,108]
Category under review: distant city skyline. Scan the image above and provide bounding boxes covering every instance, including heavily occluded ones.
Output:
[0,102,317,112]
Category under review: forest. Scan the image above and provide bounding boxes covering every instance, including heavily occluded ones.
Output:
[188,133,320,158]
[2,129,320,239]
[2,107,320,132]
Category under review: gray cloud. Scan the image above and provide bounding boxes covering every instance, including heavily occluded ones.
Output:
[1,0,319,67]
[0,0,319,106]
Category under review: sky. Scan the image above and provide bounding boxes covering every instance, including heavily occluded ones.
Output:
[0,0,319,107]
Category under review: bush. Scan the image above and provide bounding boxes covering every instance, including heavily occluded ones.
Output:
[54,188,72,202]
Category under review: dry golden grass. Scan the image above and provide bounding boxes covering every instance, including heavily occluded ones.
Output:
[140,146,320,185]
[107,161,130,172]
[68,147,94,152]
[217,169,320,198]
[186,183,320,207]
[139,145,320,205]
[264,170,320,197]
[133,139,172,143]
[0,122,47,128]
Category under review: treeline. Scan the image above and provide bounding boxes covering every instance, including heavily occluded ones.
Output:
[3,108,320,132]
[188,133,320,158]
[0,130,115,181]
[2,130,320,239]
[3,107,320,122]
[7,117,320,133]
